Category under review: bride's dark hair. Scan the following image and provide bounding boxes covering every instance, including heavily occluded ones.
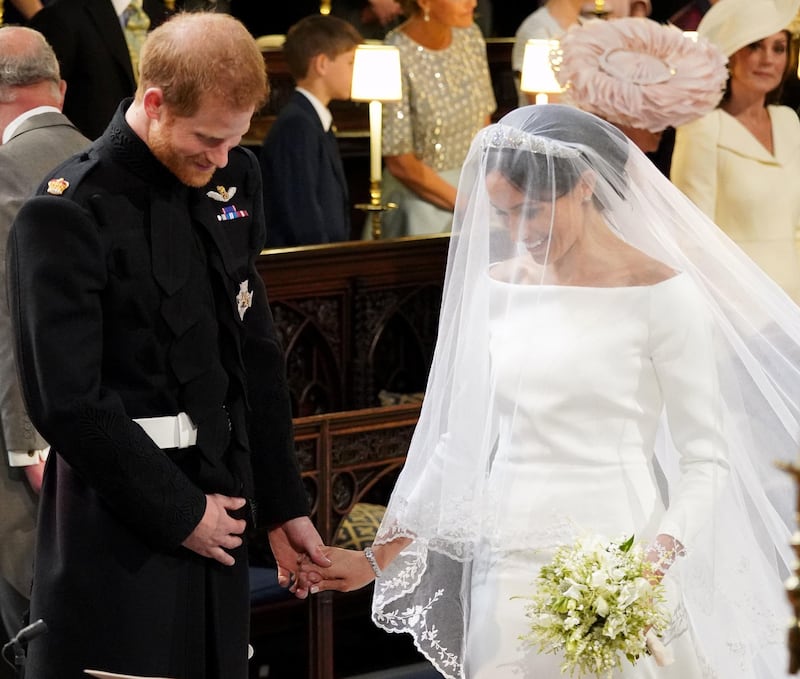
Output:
[484,105,631,206]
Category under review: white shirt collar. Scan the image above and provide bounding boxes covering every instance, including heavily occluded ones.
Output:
[2,105,61,144]
[295,87,333,132]
[112,0,129,18]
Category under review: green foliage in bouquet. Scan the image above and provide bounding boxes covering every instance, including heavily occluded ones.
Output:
[518,534,670,678]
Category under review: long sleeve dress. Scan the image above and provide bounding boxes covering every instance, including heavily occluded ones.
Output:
[671,106,800,303]
[465,274,725,677]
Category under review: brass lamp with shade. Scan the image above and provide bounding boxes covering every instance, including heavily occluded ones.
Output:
[350,43,403,239]
[520,39,564,105]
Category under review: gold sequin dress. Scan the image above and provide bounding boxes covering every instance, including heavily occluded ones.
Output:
[379,23,496,237]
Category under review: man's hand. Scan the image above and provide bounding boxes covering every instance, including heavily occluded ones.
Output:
[182,494,246,566]
[268,517,331,599]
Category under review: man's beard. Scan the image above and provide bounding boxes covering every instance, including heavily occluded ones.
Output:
[149,125,215,188]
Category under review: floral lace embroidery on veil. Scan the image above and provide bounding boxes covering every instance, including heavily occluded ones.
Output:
[371,512,586,679]
[372,542,462,678]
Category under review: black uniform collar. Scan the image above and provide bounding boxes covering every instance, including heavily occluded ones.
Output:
[101,98,182,189]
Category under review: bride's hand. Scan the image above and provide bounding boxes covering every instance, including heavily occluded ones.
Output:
[644,533,685,581]
[645,629,674,666]
[298,546,377,593]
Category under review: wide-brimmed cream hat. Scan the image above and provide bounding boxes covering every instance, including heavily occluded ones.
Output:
[698,0,800,56]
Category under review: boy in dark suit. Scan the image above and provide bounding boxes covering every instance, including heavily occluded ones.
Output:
[260,14,362,247]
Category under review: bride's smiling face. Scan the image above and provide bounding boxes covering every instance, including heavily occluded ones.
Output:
[486,169,587,265]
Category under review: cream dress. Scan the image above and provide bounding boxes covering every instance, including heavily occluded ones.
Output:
[671,106,800,303]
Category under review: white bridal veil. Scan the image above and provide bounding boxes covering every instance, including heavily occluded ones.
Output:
[370,105,800,678]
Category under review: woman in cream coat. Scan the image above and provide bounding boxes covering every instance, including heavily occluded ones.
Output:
[670,0,800,303]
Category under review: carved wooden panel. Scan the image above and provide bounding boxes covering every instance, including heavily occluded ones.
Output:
[258,236,449,417]
[353,282,441,408]
[272,296,346,416]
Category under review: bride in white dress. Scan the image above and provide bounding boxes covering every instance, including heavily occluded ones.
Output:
[299,105,800,679]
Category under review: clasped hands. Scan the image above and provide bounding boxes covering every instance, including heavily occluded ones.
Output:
[182,494,374,598]
[293,546,379,595]
[295,538,411,594]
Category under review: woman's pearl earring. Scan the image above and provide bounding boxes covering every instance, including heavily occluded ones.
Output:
[423,6,430,21]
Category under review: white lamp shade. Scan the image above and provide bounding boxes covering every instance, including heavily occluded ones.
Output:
[520,39,564,95]
[350,44,403,102]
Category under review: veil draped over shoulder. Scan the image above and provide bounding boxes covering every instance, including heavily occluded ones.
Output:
[370,105,799,679]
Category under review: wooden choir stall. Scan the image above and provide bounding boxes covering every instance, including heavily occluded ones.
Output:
[250,235,449,679]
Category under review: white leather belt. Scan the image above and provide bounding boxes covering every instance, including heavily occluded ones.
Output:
[133,412,197,449]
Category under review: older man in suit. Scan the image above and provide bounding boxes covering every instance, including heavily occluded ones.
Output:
[0,25,89,643]
[29,0,169,140]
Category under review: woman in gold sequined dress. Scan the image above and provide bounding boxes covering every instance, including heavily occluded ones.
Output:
[376,0,496,237]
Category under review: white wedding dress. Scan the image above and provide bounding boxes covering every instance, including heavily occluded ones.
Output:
[464,273,725,678]
[373,106,794,679]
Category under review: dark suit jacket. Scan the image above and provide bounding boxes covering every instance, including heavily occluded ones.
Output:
[8,103,307,678]
[260,91,351,247]
[30,0,168,140]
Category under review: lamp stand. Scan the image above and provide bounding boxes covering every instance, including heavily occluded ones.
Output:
[356,180,398,240]
[355,99,397,239]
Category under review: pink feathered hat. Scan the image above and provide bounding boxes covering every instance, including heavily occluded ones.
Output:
[552,17,728,133]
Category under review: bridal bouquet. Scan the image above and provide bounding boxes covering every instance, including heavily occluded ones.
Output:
[518,534,671,678]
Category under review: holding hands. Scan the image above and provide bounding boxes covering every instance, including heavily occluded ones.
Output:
[268,516,332,599]
[296,538,411,594]
[296,546,378,594]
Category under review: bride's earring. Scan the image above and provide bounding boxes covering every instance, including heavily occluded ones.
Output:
[423,5,430,21]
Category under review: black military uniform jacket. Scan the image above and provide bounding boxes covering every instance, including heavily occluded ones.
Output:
[7,101,308,679]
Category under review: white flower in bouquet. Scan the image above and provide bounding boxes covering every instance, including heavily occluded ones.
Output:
[518,534,670,678]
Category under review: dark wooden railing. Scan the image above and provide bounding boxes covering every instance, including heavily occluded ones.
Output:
[249,404,422,679]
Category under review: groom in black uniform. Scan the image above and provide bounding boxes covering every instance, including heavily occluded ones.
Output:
[7,12,329,679]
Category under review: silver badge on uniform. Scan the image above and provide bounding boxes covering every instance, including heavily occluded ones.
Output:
[236,280,253,320]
